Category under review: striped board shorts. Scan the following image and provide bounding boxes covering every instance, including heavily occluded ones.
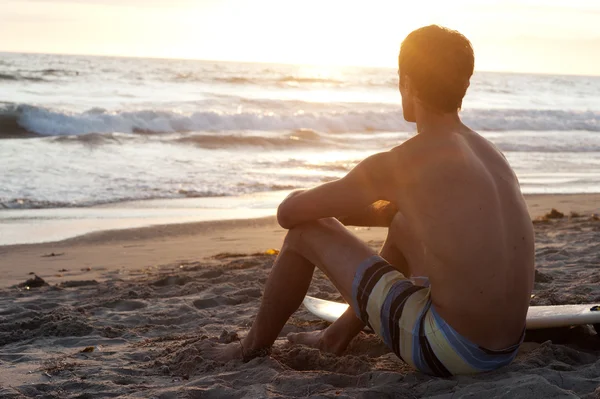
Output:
[351,255,523,377]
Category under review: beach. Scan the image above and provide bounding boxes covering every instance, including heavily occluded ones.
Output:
[2,4,600,396]
[1,193,599,398]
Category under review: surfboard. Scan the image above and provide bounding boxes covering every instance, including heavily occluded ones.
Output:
[303,296,600,330]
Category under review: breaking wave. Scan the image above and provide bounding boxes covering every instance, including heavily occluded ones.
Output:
[2,103,600,140]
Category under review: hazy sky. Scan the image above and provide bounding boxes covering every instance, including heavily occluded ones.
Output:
[1,0,600,75]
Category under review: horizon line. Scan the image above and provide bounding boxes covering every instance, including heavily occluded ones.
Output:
[2,49,599,79]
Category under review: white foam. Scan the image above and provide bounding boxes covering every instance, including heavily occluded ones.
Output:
[8,103,600,137]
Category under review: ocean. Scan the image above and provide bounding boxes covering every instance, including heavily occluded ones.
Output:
[1,52,600,243]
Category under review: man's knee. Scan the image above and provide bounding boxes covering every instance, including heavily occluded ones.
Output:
[284,218,344,249]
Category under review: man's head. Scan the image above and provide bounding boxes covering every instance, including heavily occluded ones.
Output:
[398,25,474,122]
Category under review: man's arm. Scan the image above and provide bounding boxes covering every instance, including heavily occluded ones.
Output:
[337,200,398,227]
[277,152,395,229]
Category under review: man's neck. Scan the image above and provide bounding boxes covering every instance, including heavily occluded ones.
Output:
[415,108,463,136]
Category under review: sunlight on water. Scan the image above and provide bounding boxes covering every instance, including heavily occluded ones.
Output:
[1,53,600,215]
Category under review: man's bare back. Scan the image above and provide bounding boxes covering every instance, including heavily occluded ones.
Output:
[385,126,535,350]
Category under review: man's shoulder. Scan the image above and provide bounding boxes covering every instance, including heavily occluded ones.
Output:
[389,134,438,162]
[388,131,488,176]
[393,130,490,157]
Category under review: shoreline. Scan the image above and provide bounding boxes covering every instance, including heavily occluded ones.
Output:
[1,192,599,248]
[1,193,599,289]
[0,191,290,246]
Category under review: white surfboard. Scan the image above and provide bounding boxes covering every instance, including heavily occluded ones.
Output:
[303,296,600,330]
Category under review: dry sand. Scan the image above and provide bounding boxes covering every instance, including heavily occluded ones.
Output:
[1,194,599,398]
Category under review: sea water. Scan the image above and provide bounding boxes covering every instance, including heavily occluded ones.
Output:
[1,53,599,243]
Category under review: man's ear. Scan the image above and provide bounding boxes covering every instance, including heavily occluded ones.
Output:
[402,75,414,96]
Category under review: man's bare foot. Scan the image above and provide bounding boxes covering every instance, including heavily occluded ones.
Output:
[198,339,273,363]
[287,330,347,356]
[198,340,243,363]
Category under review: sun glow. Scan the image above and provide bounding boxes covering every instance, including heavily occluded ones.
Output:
[1,0,600,74]
[176,0,438,67]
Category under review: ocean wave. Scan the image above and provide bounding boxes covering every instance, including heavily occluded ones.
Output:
[0,104,41,138]
[175,133,331,149]
[495,142,600,153]
[2,103,600,139]
[54,128,600,153]
[273,159,355,172]
[0,190,231,209]
[173,73,347,86]
[0,185,292,209]
[0,102,408,136]
[0,198,76,210]
[173,74,257,84]
[0,73,45,83]
[50,132,125,145]
[278,76,344,85]
[42,130,355,150]
[214,76,256,84]
[290,128,321,140]
[176,189,228,198]
[38,68,78,77]
[236,182,299,191]
[468,109,600,132]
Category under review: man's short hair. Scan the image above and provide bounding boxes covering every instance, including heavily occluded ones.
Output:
[399,25,474,112]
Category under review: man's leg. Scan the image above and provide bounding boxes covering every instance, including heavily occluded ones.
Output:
[288,212,426,354]
[200,217,374,361]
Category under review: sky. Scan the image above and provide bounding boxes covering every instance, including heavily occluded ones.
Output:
[1,0,600,75]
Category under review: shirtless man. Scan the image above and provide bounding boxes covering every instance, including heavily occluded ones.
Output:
[202,25,535,376]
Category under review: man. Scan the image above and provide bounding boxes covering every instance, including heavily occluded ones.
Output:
[202,25,535,376]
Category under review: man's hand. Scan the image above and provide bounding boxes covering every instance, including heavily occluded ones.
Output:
[337,200,398,227]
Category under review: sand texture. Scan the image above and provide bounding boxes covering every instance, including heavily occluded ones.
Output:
[1,197,600,398]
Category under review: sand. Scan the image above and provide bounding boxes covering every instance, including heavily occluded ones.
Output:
[0,194,599,398]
